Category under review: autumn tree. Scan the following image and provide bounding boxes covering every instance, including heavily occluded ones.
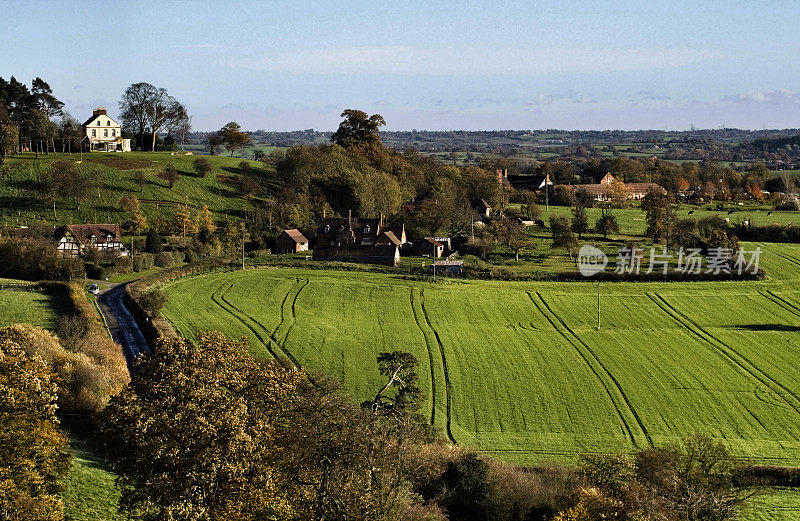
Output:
[158,163,179,188]
[174,205,197,236]
[676,176,690,192]
[0,336,70,520]
[217,121,250,157]
[331,109,386,149]
[491,216,530,261]
[642,190,678,248]
[197,205,216,242]
[120,196,147,234]
[99,332,303,521]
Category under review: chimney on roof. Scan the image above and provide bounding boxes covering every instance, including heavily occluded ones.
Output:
[93,107,107,116]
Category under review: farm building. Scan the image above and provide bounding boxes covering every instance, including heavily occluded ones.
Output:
[473,199,492,217]
[418,237,444,258]
[83,108,131,152]
[276,229,309,254]
[12,223,127,257]
[433,260,463,275]
[565,173,665,201]
[312,212,401,266]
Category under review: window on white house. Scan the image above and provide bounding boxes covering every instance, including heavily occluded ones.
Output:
[362,238,372,245]
[364,225,370,233]
[112,129,116,137]
[91,129,96,137]
[107,121,111,126]
[104,129,108,137]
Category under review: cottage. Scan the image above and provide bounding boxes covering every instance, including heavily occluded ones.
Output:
[83,108,131,152]
[312,212,401,266]
[473,199,492,217]
[565,173,665,201]
[419,237,444,258]
[12,223,127,257]
[276,229,309,254]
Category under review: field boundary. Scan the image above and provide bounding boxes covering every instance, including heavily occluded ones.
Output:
[529,291,651,448]
[762,291,800,319]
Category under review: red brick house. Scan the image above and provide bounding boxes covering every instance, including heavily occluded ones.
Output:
[276,229,309,254]
[565,173,666,201]
[312,212,401,266]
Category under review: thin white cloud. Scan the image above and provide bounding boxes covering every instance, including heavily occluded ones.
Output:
[229,45,720,76]
[722,89,800,105]
[175,44,220,49]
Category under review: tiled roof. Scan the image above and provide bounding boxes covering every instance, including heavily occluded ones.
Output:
[281,229,308,243]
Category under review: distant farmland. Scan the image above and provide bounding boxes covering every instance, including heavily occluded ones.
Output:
[162,244,800,465]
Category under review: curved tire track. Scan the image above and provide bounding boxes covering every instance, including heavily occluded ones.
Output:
[418,289,456,444]
[410,288,440,427]
[648,293,800,416]
[529,291,651,448]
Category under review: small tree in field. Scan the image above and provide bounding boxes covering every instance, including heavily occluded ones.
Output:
[158,163,179,188]
[595,204,619,238]
[491,216,530,261]
[370,351,422,416]
[217,122,250,157]
[192,157,212,178]
[550,216,578,259]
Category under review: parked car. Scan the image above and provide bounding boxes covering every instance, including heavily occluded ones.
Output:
[89,283,99,295]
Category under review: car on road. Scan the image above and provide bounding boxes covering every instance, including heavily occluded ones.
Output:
[89,283,99,295]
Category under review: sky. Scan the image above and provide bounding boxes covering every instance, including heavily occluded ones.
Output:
[3,0,800,131]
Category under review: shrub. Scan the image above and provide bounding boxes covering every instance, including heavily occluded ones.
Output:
[0,323,127,414]
[171,250,186,265]
[154,251,174,268]
[114,255,133,275]
[139,288,167,318]
[133,252,154,272]
[0,238,84,281]
[84,262,111,280]
[193,157,212,178]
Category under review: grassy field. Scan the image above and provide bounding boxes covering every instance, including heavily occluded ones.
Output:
[162,242,800,466]
[0,282,71,330]
[59,419,123,521]
[0,151,274,228]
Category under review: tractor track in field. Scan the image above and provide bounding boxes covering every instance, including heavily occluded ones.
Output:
[209,279,308,372]
[647,293,800,416]
[409,288,439,427]
[529,292,651,448]
[762,291,800,319]
[418,289,456,444]
[761,243,800,269]
[222,279,308,369]
[210,281,284,362]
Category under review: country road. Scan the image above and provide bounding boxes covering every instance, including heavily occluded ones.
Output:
[96,283,150,369]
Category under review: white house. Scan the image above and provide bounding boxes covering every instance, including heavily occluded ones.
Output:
[82,108,131,152]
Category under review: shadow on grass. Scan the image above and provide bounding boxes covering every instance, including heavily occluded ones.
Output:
[733,324,800,332]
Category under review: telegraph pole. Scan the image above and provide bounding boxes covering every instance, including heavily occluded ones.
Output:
[242,226,246,270]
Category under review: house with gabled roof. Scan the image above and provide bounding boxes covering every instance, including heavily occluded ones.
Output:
[276,229,309,253]
[312,212,401,266]
[565,172,665,201]
[83,108,131,152]
[12,223,127,257]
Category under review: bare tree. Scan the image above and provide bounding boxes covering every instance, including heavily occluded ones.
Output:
[145,88,177,152]
[120,82,156,151]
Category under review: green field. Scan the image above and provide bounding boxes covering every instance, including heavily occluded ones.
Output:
[162,243,800,466]
[0,282,71,330]
[0,151,274,228]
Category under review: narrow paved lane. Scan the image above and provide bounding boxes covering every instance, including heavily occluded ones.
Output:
[97,283,150,369]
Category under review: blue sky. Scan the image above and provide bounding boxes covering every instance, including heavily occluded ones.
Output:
[3,0,800,131]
